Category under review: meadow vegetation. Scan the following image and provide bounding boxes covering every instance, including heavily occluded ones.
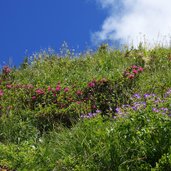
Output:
[0,44,171,170]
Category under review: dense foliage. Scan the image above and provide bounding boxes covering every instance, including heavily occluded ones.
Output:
[0,45,171,170]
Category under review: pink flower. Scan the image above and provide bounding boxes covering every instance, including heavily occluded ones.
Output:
[64,87,69,92]
[0,89,3,97]
[128,74,135,79]
[35,89,44,95]
[48,86,52,92]
[138,67,143,72]
[132,65,138,69]
[26,84,34,89]
[77,101,81,104]
[76,90,82,95]
[3,66,11,75]
[56,85,61,92]
[133,69,138,74]
[92,105,96,109]
[6,84,12,89]
[32,96,36,100]
[88,82,95,88]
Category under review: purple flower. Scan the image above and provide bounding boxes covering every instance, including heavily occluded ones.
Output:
[133,93,141,99]
[96,110,101,113]
[132,106,138,110]
[144,94,151,99]
[152,108,159,113]
[164,89,171,97]
[115,107,123,114]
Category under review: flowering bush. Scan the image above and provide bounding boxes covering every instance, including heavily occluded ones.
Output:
[123,65,143,79]
[2,66,11,75]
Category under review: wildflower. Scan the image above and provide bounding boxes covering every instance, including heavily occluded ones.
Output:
[0,89,3,97]
[133,69,138,74]
[6,84,12,89]
[3,66,11,75]
[138,67,143,72]
[76,101,81,104]
[164,89,171,97]
[32,96,36,100]
[56,85,61,92]
[96,109,101,113]
[48,86,51,92]
[132,106,138,110]
[152,108,159,113]
[88,81,95,88]
[133,93,141,99]
[35,89,44,95]
[132,65,138,69]
[92,105,96,109]
[160,107,168,114]
[64,87,69,92]
[144,94,151,99]
[76,90,82,95]
[128,74,134,79]
[115,107,122,114]
[26,84,34,89]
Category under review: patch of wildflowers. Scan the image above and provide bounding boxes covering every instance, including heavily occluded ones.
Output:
[80,110,101,119]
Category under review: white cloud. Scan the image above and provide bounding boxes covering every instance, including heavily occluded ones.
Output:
[92,0,171,47]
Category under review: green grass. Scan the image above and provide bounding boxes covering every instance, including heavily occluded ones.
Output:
[0,45,171,170]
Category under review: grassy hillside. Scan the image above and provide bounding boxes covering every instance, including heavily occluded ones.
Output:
[0,45,171,170]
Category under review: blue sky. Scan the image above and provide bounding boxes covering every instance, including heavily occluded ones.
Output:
[0,0,107,67]
[1,0,170,67]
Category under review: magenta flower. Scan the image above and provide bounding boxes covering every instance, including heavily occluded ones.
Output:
[48,86,52,92]
[132,65,138,69]
[76,101,81,104]
[26,84,34,89]
[32,96,36,100]
[88,82,95,88]
[128,74,134,79]
[6,84,12,89]
[64,87,69,92]
[0,89,3,97]
[133,69,138,74]
[3,66,11,75]
[76,90,82,95]
[35,89,44,95]
[56,85,61,92]
[138,67,143,72]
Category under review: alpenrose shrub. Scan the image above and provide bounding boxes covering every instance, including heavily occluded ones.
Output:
[123,65,143,79]
[0,64,144,131]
